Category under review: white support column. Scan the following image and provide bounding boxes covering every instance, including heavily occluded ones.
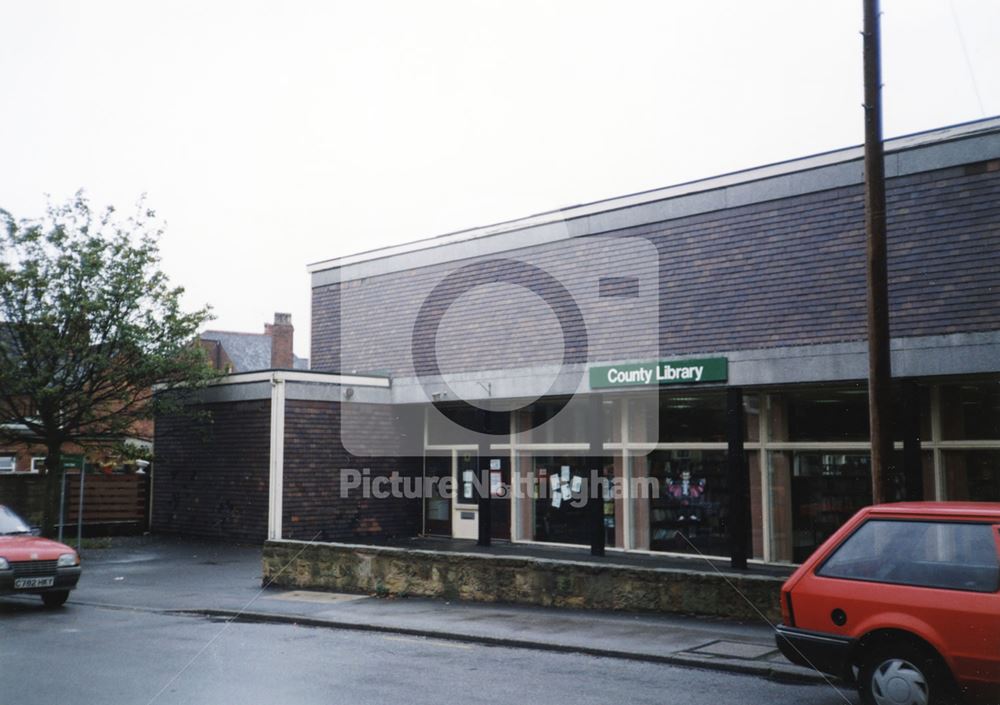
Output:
[620,398,632,550]
[930,385,945,501]
[267,373,286,540]
[759,394,773,563]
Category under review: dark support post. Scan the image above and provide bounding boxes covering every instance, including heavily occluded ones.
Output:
[588,394,605,557]
[76,467,85,549]
[863,0,894,504]
[477,407,492,547]
[902,379,923,501]
[477,440,492,547]
[57,470,66,543]
[727,388,749,570]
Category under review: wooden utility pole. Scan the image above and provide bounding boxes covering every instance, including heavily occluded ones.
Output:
[863,0,893,504]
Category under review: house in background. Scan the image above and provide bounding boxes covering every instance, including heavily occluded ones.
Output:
[0,416,153,532]
[200,312,309,373]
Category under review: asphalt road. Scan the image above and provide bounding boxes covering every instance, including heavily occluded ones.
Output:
[0,538,859,704]
[0,598,856,705]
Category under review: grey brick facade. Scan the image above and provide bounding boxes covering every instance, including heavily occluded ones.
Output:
[311,162,1000,378]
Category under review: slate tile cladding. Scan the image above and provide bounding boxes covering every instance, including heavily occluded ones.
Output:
[281,400,420,542]
[311,163,1000,375]
[153,400,271,542]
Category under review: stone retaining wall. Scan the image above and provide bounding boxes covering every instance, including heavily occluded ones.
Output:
[263,540,783,622]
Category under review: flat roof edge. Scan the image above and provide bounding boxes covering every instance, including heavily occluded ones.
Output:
[205,369,391,388]
[308,115,1000,276]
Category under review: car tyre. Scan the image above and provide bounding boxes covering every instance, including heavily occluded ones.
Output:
[858,640,956,705]
[41,590,69,609]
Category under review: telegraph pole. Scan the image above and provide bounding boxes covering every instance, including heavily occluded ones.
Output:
[863,0,893,504]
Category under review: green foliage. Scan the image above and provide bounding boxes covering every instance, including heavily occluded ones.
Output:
[0,192,218,532]
[0,191,217,442]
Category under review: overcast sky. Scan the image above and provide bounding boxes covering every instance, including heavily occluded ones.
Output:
[1,1,998,359]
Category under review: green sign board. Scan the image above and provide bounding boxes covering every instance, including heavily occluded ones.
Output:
[61,455,85,471]
[589,357,728,389]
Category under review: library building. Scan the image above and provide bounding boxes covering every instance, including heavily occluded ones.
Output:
[156,117,1000,565]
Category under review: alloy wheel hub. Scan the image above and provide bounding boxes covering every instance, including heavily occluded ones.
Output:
[871,658,928,705]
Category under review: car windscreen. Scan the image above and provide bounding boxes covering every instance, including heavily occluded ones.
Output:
[817,519,1000,593]
[0,505,32,535]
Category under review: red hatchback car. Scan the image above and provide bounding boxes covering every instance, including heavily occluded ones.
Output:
[776,502,1000,705]
[0,504,81,607]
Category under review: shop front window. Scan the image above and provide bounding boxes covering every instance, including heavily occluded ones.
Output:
[940,383,1000,441]
[944,450,1000,501]
[770,451,872,563]
[629,392,727,444]
[641,449,729,556]
[785,386,869,442]
[531,455,615,546]
[523,399,588,444]
[427,404,486,445]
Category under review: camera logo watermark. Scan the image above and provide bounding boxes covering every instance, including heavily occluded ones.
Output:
[338,235,660,456]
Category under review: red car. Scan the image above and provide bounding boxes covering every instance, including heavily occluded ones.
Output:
[0,504,81,608]
[776,502,1000,705]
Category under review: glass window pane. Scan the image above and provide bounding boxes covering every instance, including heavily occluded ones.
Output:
[940,383,1000,441]
[523,399,588,444]
[818,520,1000,592]
[423,453,453,535]
[644,449,729,556]
[531,455,615,546]
[427,405,485,445]
[778,451,872,563]
[744,394,760,443]
[602,397,621,443]
[629,392,726,443]
[785,386,869,442]
[890,384,932,442]
[944,450,1000,501]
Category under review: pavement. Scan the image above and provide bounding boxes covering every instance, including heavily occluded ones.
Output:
[14,535,830,686]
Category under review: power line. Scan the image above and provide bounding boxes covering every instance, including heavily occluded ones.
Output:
[948,0,986,117]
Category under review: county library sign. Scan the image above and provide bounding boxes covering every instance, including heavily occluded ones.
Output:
[589,358,728,389]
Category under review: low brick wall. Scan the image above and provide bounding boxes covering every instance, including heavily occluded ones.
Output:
[263,540,783,622]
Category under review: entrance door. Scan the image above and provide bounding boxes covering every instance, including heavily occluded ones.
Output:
[487,456,511,540]
[424,453,452,536]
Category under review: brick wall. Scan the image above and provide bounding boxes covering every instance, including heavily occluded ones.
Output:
[311,163,1000,373]
[152,400,272,542]
[282,399,420,541]
[152,395,421,543]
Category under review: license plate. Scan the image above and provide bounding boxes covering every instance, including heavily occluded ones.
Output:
[14,576,55,589]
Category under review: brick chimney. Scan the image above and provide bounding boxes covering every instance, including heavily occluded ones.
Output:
[265,312,294,369]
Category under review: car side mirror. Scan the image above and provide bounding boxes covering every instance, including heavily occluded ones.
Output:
[29,527,42,536]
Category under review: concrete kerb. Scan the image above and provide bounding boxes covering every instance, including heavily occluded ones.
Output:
[172,607,825,685]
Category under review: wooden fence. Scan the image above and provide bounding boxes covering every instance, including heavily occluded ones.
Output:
[64,473,148,528]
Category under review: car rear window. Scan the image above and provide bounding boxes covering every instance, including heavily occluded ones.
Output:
[817,519,1000,593]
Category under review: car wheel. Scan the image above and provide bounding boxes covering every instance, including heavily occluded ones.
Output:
[858,640,954,705]
[41,590,69,609]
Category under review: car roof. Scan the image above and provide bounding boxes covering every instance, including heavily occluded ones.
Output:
[865,502,1000,521]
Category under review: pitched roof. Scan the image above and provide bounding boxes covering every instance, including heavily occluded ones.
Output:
[199,330,308,372]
